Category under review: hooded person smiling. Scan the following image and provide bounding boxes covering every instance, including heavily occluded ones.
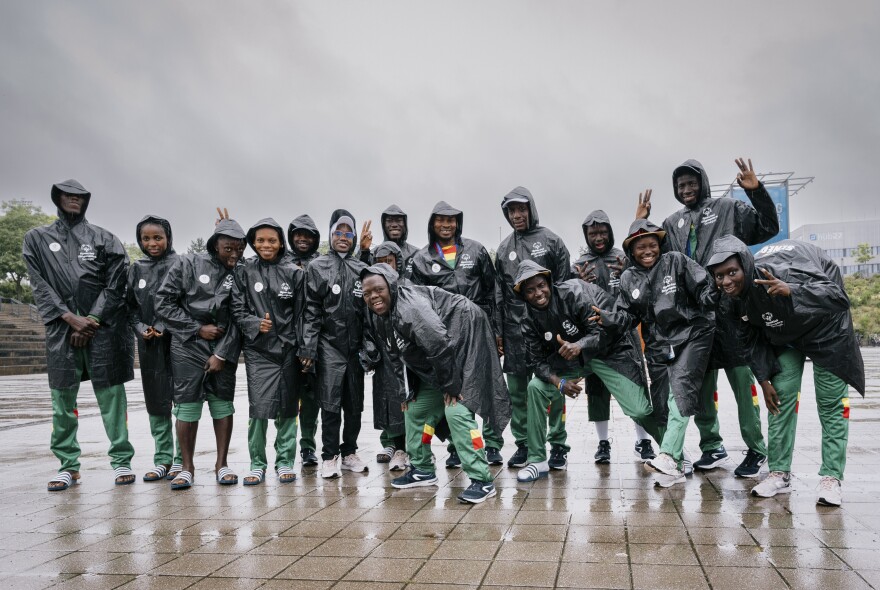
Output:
[300,209,369,478]
[231,218,306,485]
[707,236,864,506]
[127,215,181,482]
[360,263,511,503]
[23,180,136,490]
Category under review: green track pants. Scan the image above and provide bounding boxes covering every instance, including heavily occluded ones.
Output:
[248,416,298,471]
[695,366,767,455]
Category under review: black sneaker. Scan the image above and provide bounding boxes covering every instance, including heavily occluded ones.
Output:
[634,439,656,461]
[445,450,462,468]
[391,467,438,489]
[507,445,528,468]
[594,440,611,464]
[693,446,729,470]
[548,446,568,470]
[486,447,503,466]
[734,449,767,478]
[300,448,318,466]
[457,480,497,504]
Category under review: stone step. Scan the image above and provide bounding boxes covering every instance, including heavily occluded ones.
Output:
[0,364,47,376]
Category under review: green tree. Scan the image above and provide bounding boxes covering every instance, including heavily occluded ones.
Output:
[188,238,207,254]
[853,242,874,276]
[0,200,55,301]
[125,243,144,262]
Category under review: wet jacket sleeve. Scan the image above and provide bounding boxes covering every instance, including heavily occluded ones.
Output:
[601,286,640,334]
[735,183,780,246]
[738,314,780,383]
[212,317,240,361]
[293,267,306,354]
[683,257,718,314]
[477,246,499,334]
[522,315,553,383]
[550,236,572,283]
[155,257,202,341]
[572,288,615,355]
[408,256,428,286]
[126,267,149,335]
[784,269,851,316]
[22,232,70,324]
[87,236,128,322]
[230,267,261,342]
[300,264,325,359]
[359,320,382,371]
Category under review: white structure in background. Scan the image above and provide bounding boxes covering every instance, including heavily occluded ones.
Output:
[790,220,880,276]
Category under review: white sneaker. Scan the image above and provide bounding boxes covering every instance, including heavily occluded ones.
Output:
[389,450,409,471]
[816,476,842,507]
[751,471,792,497]
[341,453,368,473]
[681,449,694,476]
[647,453,681,477]
[653,472,686,487]
[322,455,341,479]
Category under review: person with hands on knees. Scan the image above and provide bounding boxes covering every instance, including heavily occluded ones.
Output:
[155,218,246,490]
[360,263,511,503]
[127,215,182,482]
[358,205,420,274]
[636,159,776,478]
[232,219,306,486]
[300,210,369,479]
[515,260,664,482]
[707,236,864,506]
[573,209,655,463]
[23,180,137,490]
[594,220,718,487]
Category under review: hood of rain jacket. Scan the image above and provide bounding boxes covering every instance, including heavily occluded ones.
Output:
[135,215,174,258]
[22,182,133,390]
[709,236,865,395]
[573,210,626,294]
[496,187,572,373]
[426,200,464,244]
[51,179,92,224]
[373,240,405,276]
[246,217,287,259]
[287,214,321,267]
[206,219,246,255]
[360,263,511,434]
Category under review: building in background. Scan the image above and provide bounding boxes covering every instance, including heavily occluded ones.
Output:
[790,220,880,276]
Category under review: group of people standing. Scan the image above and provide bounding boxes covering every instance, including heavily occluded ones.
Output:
[22,156,864,507]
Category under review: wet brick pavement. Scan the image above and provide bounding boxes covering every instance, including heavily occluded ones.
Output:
[1,349,879,589]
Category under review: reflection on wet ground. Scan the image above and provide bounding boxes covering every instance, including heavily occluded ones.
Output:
[2,349,879,588]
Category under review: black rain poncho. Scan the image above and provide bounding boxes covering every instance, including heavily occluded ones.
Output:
[287,214,321,269]
[662,159,780,370]
[515,260,646,387]
[708,236,865,395]
[360,264,511,434]
[495,187,571,375]
[155,220,245,404]
[607,220,717,417]
[301,209,368,413]
[127,215,177,416]
[409,201,498,332]
[360,204,420,273]
[22,179,134,390]
[232,218,306,419]
[571,210,626,294]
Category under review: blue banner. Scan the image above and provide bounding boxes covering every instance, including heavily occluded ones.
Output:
[732,183,789,253]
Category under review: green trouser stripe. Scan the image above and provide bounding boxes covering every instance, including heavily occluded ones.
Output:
[586,376,611,422]
[50,348,134,472]
[148,414,175,465]
[693,370,723,453]
[405,383,491,482]
[506,373,531,447]
[526,375,572,464]
[659,386,688,463]
[298,385,319,451]
[694,367,767,454]
[248,416,298,471]
[768,349,849,480]
[588,359,665,445]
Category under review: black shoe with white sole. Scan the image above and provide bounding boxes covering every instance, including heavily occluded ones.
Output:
[457,480,497,504]
[445,450,462,468]
[693,446,729,470]
[300,448,318,466]
[634,439,656,461]
[594,440,611,464]
[548,446,568,470]
[507,445,528,468]
[734,449,767,478]
[486,447,504,466]
[391,467,438,489]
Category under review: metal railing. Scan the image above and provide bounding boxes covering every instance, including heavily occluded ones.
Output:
[0,297,40,322]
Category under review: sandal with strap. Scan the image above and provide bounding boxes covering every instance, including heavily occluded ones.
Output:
[170,470,194,490]
[166,463,183,481]
[143,465,169,482]
[243,468,265,486]
[48,471,77,492]
[216,466,239,486]
[277,466,296,484]
[114,467,136,486]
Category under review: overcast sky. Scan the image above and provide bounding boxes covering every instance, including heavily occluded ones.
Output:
[1,1,878,255]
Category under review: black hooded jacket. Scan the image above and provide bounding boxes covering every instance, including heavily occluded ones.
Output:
[127,215,177,415]
[709,236,865,395]
[302,209,368,412]
[515,260,645,387]
[571,210,626,294]
[22,179,134,389]
[606,220,717,416]
[360,264,511,434]
[155,220,245,403]
[410,201,498,332]
[360,204,420,273]
[231,218,306,419]
[287,214,321,269]
[495,187,571,374]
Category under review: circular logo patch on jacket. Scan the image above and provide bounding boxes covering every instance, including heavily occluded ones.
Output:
[199,274,210,284]
[254,282,264,292]
[49,242,61,252]
[331,284,341,294]
[509,251,517,261]
[544,332,553,341]
[632,288,640,299]
[431,263,441,273]
[138,279,146,289]
[677,218,685,229]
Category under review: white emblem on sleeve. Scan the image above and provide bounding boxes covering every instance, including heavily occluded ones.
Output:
[331,284,341,294]
[632,288,640,299]
[254,282,264,293]
[138,279,146,289]
[49,242,61,252]
[199,274,210,284]
[431,263,441,273]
